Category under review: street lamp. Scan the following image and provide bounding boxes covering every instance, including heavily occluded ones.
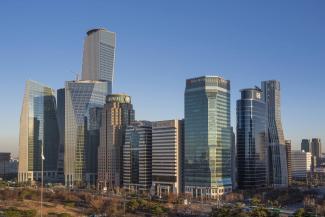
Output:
[41,144,45,217]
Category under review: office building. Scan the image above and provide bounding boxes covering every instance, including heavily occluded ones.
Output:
[0,153,18,180]
[85,107,103,186]
[230,127,237,190]
[237,88,268,189]
[98,94,134,190]
[261,80,288,188]
[184,76,232,199]
[285,140,292,185]
[64,80,109,187]
[151,120,184,197]
[56,88,65,182]
[82,28,115,93]
[301,139,311,152]
[123,121,152,193]
[18,80,59,183]
[291,151,312,180]
[311,138,322,164]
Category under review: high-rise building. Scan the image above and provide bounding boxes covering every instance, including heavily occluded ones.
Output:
[151,120,184,197]
[230,127,237,190]
[237,88,268,189]
[18,80,59,183]
[85,107,103,186]
[184,76,232,199]
[98,94,134,190]
[82,28,115,91]
[261,80,288,188]
[64,80,109,187]
[291,151,312,181]
[123,121,152,193]
[56,88,65,182]
[301,139,311,152]
[311,138,322,164]
[285,140,292,185]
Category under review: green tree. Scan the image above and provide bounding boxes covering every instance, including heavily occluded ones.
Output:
[127,199,139,213]
[293,208,314,217]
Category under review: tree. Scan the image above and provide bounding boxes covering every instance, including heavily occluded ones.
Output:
[127,199,139,213]
[249,207,269,217]
[293,208,314,217]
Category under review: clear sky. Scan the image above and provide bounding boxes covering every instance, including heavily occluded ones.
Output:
[0,0,324,157]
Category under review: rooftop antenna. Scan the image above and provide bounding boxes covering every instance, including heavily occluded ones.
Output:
[70,70,80,81]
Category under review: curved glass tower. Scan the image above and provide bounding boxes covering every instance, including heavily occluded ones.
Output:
[262,80,288,188]
[237,88,267,189]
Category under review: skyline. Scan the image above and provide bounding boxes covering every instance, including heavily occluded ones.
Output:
[1,0,325,156]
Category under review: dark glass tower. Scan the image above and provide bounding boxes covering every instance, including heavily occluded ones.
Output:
[123,121,152,192]
[237,88,267,189]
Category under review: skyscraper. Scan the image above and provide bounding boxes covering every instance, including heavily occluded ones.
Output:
[82,28,115,92]
[18,80,59,183]
[301,139,311,152]
[123,121,152,193]
[184,76,232,199]
[261,80,288,188]
[285,140,292,185]
[311,138,322,158]
[85,107,103,186]
[56,88,65,182]
[311,138,322,165]
[64,80,109,187]
[237,88,268,189]
[98,94,134,190]
[151,120,184,197]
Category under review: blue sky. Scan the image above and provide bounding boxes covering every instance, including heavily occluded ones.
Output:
[0,0,324,157]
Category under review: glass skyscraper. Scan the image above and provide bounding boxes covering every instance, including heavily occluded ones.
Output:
[237,88,267,189]
[123,121,152,192]
[64,80,109,187]
[184,76,232,199]
[56,88,65,182]
[18,80,59,183]
[301,139,311,152]
[262,80,288,188]
[82,28,115,93]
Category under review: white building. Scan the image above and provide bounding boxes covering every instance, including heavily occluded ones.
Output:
[151,120,183,197]
[291,151,312,180]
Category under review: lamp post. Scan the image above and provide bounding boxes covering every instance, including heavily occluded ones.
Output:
[41,144,45,217]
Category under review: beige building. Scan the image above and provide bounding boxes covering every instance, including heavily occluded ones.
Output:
[151,120,183,197]
[97,94,134,190]
[291,151,312,180]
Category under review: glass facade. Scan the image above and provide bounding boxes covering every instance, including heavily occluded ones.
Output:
[236,88,267,189]
[123,121,152,192]
[18,80,59,183]
[262,80,288,187]
[82,28,115,93]
[184,76,232,198]
[64,80,109,187]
